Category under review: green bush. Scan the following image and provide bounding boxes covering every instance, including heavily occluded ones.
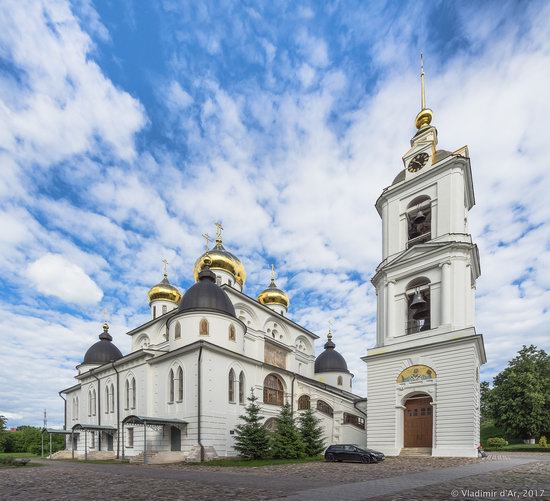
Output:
[539,435,548,448]
[487,437,508,448]
[0,457,14,466]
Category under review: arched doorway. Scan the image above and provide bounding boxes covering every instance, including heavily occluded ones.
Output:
[404,395,433,448]
[170,426,181,451]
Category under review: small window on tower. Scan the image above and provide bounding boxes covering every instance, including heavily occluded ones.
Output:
[407,196,432,248]
[216,276,221,286]
[199,319,209,336]
[228,279,232,287]
[229,324,236,342]
[162,305,167,314]
[153,306,157,319]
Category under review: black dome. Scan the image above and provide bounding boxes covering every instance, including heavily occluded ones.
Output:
[314,337,349,374]
[83,325,123,365]
[178,267,236,317]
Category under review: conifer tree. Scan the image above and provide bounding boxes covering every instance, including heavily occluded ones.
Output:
[298,408,325,456]
[233,389,270,459]
[270,403,305,459]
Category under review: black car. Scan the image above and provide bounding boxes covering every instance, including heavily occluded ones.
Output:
[324,444,385,464]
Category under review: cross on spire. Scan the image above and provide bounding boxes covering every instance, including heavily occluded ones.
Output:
[271,264,276,281]
[215,221,223,243]
[202,233,212,252]
[102,308,109,330]
[420,52,426,110]
[162,258,169,277]
[328,320,333,340]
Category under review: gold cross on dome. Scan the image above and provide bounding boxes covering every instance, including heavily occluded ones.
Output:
[162,258,169,276]
[202,233,212,251]
[215,221,223,241]
[271,264,276,281]
[102,308,109,326]
[328,320,333,338]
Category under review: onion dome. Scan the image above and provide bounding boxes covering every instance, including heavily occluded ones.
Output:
[180,257,236,317]
[147,271,182,305]
[258,265,289,309]
[193,226,246,286]
[83,323,123,365]
[314,328,349,374]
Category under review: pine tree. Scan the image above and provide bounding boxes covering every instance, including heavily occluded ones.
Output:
[298,408,325,456]
[270,403,305,459]
[233,389,270,459]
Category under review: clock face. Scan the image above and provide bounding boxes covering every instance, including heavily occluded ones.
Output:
[408,152,429,173]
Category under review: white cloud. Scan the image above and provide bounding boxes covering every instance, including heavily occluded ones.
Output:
[27,254,103,305]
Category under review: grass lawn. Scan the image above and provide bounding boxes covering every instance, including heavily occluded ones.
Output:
[193,456,324,467]
[484,443,550,453]
[0,452,39,458]
[480,420,549,451]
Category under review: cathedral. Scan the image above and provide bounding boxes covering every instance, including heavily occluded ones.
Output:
[59,64,485,461]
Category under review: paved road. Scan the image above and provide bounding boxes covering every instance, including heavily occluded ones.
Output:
[1,453,549,500]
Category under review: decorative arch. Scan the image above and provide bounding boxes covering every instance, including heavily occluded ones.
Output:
[234,303,259,329]
[262,317,290,345]
[396,364,437,384]
[263,373,285,406]
[137,334,150,349]
[298,395,310,410]
[295,335,313,355]
[316,400,333,417]
[263,417,279,432]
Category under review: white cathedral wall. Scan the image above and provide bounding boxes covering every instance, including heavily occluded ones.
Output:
[366,336,481,458]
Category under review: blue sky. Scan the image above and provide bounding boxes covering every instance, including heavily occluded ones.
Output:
[1,0,549,428]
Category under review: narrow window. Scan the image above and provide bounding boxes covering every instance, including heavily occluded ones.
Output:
[92,389,96,416]
[238,371,245,404]
[105,386,110,413]
[110,384,115,413]
[177,367,183,402]
[88,391,92,417]
[337,376,343,386]
[153,305,157,319]
[131,377,136,409]
[199,319,209,336]
[407,278,431,335]
[407,195,432,248]
[75,397,79,418]
[175,322,181,339]
[127,428,134,448]
[162,305,167,314]
[91,431,95,448]
[169,369,175,403]
[228,369,235,403]
[298,395,310,410]
[229,324,236,342]
[125,380,130,410]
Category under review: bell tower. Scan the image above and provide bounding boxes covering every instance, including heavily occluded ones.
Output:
[363,56,486,458]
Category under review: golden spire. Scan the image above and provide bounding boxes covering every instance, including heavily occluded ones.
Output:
[415,52,433,130]
[215,221,223,244]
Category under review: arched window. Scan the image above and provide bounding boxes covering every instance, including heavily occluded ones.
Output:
[229,324,236,342]
[162,305,167,314]
[131,377,136,409]
[406,277,431,335]
[264,418,278,432]
[317,400,333,417]
[263,374,284,406]
[298,395,310,410]
[168,369,175,403]
[105,386,110,414]
[75,397,79,418]
[337,375,343,386]
[92,389,96,416]
[199,318,209,336]
[238,371,245,404]
[125,380,130,409]
[110,384,115,413]
[153,305,157,319]
[88,390,92,417]
[407,195,432,248]
[175,322,181,339]
[177,367,183,402]
[228,369,235,403]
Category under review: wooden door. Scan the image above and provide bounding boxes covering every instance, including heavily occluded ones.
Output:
[404,397,433,447]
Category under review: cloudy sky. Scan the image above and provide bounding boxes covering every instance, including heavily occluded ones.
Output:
[1,0,549,428]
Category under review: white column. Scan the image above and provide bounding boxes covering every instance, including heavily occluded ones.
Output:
[440,262,451,326]
[386,280,396,339]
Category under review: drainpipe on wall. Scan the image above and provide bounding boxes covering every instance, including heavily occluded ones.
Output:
[58,391,67,452]
[112,362,120,459]
[92,371,101,451]
[197,344,204,462]
[290,375,296,415]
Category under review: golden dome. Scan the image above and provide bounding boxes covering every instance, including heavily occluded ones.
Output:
[258,277,289,309]
[193,240,246,286]
[147,274,182,304]
[415,108,433,130]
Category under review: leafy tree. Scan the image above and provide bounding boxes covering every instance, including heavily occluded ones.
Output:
[0,415,6,432]
[298,408,325,456]
[491,345,550,439]
[0,415,9,452]
[480,381,493,422]
[234,389,270,459]
[270,403,305,459]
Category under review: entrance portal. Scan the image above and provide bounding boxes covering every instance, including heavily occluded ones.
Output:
[106,433,113,451]
[404,396,433,448]
[170,426,181,451]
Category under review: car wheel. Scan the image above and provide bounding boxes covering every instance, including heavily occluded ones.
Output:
[361,455,371,464]
[326,453,335,462]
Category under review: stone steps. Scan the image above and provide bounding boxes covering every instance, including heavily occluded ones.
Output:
[399,447,432,457]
